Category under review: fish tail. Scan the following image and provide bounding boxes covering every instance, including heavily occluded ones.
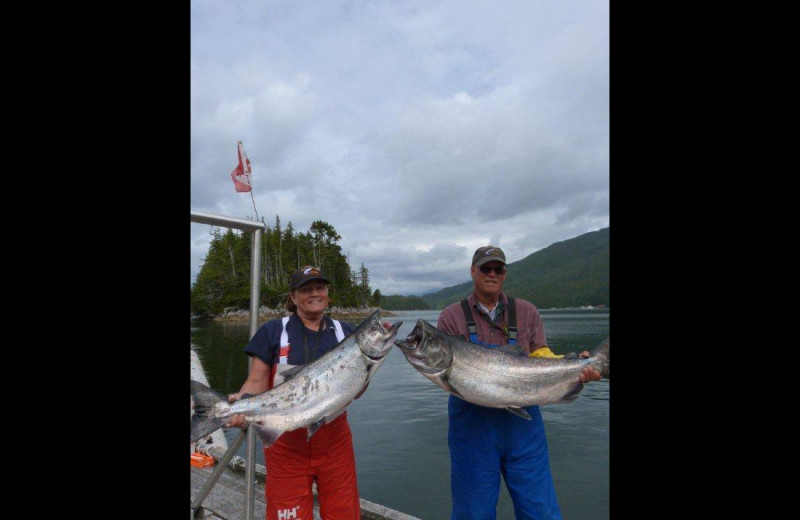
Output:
[592,339,610,379]
[190,380,229,443]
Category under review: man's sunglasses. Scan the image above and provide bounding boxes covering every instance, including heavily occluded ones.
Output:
[478,265,506,275]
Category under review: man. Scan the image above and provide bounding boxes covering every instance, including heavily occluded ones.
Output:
[437,246,601,520]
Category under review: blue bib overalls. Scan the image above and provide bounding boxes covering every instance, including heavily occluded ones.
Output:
[448,302,562,520]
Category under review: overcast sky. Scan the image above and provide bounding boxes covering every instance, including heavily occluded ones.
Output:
[190,0,609,296]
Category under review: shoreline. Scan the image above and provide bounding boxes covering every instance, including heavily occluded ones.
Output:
[193,306,398,322]
[192,306,608,322]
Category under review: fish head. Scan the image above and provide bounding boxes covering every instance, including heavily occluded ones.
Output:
[394,319,453,375]
[356,310,402,360]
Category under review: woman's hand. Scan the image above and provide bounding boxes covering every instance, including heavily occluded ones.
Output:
[225,357,271,428]
[225,393,248,428]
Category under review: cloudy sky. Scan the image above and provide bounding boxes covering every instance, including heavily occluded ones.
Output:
[190,0,609,296]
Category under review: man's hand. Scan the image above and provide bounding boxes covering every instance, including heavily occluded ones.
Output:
[578,351,602,383]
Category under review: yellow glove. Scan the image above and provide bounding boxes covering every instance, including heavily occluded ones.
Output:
[529,346,564,358]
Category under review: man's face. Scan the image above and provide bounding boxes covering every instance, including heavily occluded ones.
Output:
[470,261,506,299]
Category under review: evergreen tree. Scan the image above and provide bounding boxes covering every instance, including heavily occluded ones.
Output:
[190,216,369,315]
[359,263,370,307]
[310,220,341,270]
[370,289,382,307]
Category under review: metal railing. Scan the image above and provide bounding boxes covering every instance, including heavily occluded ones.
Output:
[190,210,265,520]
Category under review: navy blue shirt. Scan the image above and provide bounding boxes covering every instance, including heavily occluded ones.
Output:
[244,314,355,368]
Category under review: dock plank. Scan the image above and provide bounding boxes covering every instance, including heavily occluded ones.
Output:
[191,465,322,520]
[191,466,267,519]
[191,462,422,520]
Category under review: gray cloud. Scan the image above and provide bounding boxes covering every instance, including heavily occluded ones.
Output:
[191,0,609,296]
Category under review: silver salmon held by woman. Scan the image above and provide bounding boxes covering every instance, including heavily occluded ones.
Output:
[395,319,609,420]
[191,310,401,447]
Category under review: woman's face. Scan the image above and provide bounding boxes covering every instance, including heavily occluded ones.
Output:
[291,281,330,317]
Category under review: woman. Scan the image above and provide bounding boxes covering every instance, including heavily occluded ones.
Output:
[226,265,364,520]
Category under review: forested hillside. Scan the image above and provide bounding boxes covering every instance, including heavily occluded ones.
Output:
[421,228,609,310]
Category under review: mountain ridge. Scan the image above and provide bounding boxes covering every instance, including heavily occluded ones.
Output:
[420,227,609,310]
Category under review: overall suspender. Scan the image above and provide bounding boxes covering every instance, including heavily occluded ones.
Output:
[274,316,346,386]
[459,297,517,344]
[460,299,478,341]
[507,297,518,343]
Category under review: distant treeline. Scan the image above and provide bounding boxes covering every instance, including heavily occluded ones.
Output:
[191,222,609,315]
[378,294,431,310]
[190,217,380,316]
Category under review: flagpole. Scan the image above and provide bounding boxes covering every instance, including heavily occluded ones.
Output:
[232,140,260,222]
[248,187,260,222]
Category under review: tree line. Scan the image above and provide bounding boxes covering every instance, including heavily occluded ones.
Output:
[190,216,381,316]
[378,294,431,310]
[191,221,609,315]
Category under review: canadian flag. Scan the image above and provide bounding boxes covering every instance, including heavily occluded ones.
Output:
[230,141,252,193]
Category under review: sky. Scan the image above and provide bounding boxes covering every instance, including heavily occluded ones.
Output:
[190,0,609,297]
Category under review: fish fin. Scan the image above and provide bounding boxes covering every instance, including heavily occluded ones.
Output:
[447,387,466,400]
[591,339,610,379]
[306,419,325,440]
[439,376,466,400]
[251,423,284,448]
[553,382,584,403]
[191,416,227,444]
[505,407,532,420]
[190,380,228,443]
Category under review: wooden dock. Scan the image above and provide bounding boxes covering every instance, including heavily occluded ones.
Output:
[191,461,424,520]
[191,347,423,520]
[191,464,269,520]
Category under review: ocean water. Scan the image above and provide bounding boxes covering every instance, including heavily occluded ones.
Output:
[190,308,609,519]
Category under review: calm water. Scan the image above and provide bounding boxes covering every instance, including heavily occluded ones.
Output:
[190,308,609,520]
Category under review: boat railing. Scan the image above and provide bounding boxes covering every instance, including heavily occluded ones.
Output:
[190,210,266,520]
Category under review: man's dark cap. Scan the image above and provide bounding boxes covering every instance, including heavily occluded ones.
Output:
[471,246,506,267]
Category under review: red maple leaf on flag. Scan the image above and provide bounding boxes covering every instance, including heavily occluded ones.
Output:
[231,141,252,193]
